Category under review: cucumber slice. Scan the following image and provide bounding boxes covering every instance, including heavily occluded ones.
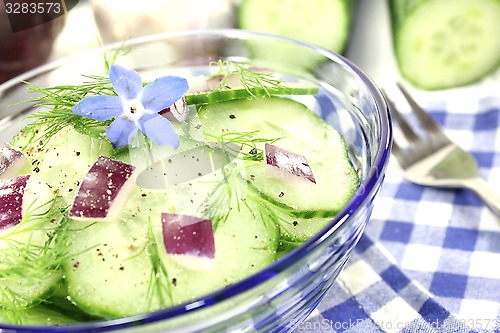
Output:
[0,271,62,310]
[62,188,169,318]
[63,156,278,318]
[0,177,65,310]
[0,123,112,313]
[159,188,279,305]
[44,284,102,322]
[390,0,500,89]
[185,82,319,105]
[238,0,353,54]
[198,96,359,218]
[10,123,114,205]
[0,304,79,325]
[272,206,334,243]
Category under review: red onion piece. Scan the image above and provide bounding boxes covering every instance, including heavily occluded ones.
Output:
[0,144,27,180]
[69,156,136,221]
[160,96,189,122]
[0,175,56,230]
[162,213,215,271]
[265,143,316,184]
[0,175,29,230]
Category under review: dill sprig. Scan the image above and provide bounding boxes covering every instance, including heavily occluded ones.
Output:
[22,75,114,143]
[103,40,130,74]
[0,240,58,323]
[0,202,72,322]
[145,219,173,309]
[201,130,282,228]
[18,43,129,145]
[277,238,302,252]
[203,163,248,230]
[1,196,57,240]
[205,130,282,162]
[209,60,286,97]
[25,75,114,111]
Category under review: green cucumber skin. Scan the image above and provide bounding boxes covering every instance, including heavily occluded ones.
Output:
[238,0,354,54]
[389,0,420,31]
[185,84,319,105]
[246,182,345,219]
[267,202,335,243]
[389,0,500,90]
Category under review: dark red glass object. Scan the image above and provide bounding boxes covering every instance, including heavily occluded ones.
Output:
[0,0,67,83]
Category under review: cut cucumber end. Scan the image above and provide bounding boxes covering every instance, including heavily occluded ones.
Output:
[238,0,352,70]
[239,0,351,53]
[395,0,500,89]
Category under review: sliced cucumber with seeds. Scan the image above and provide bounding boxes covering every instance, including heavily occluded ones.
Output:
[10,123,114,205]
[0,177,66,311]
[390,0,500,89]
[198,96,359,218]
[63,150,279,319]
[157,188,279,305]
[62,187,171,318]
[3,68,356,322]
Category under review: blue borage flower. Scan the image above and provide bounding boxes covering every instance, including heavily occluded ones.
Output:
[73,64,189,149]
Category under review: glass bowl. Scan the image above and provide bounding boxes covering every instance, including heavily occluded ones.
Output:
[0,30,391,332]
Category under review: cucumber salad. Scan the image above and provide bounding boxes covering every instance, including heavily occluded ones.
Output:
[0,60,359,325]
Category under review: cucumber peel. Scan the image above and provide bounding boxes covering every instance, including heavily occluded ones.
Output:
[185,82,319,105]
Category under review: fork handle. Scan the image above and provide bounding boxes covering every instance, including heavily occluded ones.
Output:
[463,177,500,217]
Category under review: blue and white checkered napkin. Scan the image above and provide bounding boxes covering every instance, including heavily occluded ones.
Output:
[299,96,500,333]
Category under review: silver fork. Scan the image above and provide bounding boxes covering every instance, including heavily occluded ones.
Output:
[384,83,500,217]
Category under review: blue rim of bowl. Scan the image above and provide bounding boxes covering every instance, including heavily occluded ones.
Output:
[0,29,392,332]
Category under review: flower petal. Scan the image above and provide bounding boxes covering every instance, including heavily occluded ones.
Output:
[139,113,180,148]
[141,76,189,113]
[109,64,143,100]
[106,117,138,149]
[73,95,122,121]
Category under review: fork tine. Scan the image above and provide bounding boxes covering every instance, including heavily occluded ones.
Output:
[381,89,420,143]
[396,82,442,134]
